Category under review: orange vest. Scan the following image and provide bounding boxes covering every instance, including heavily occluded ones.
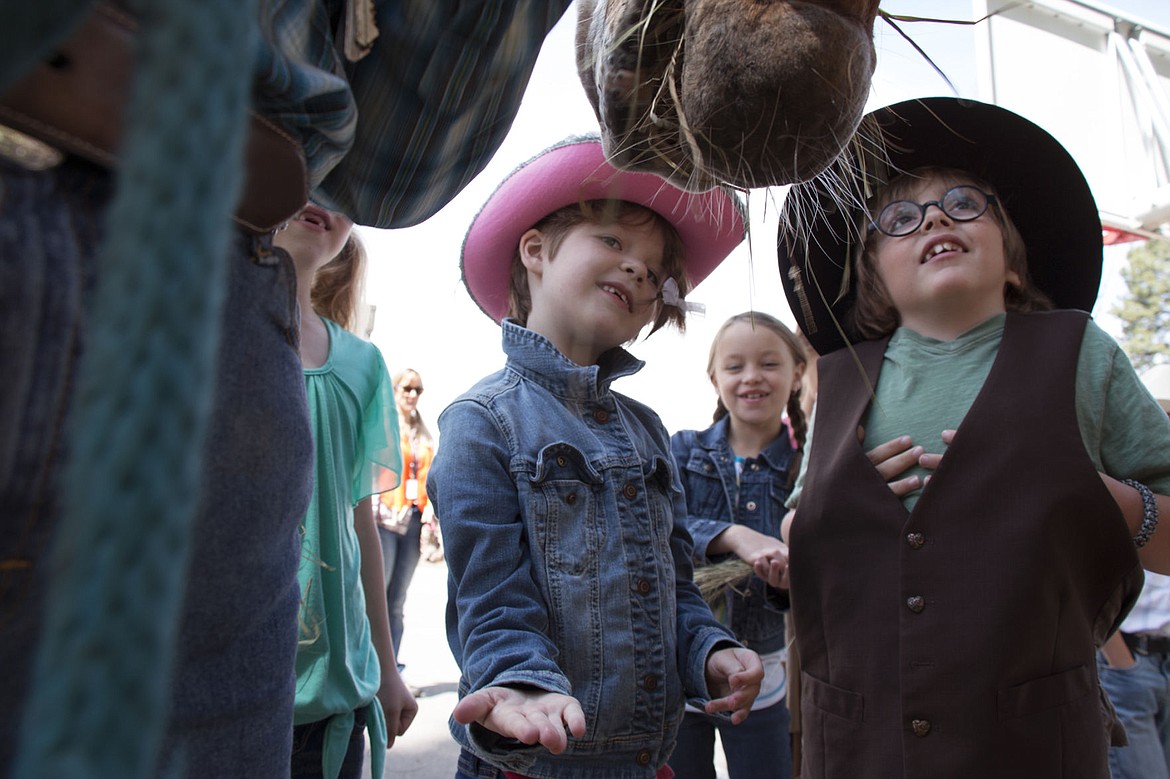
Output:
[380,429,433,514]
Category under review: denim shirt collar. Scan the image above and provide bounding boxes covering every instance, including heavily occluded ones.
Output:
[694,414,795,470]
[501,319,645,401]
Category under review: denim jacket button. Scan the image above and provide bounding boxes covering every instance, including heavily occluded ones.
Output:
[745,501,758,512]
[635,578,651,594]
[704,463,714,472]
[623,483,638,499]
[556,456,567,467]
[565,492,577,505]
[642,674,658,691]
[593,408,610,424]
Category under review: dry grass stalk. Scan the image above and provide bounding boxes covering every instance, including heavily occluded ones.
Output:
[693,558,753,606]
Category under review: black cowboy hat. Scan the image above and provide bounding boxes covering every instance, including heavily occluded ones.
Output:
[777,96,1102,355]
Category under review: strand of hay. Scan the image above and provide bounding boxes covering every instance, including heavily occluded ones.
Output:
[694,558,753,606]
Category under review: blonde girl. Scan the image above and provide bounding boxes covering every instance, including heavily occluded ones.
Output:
[669,312,807,779]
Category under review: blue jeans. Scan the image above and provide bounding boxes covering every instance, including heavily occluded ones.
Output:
[0,158,312,778]
[291,706,368,779]
[1100,651,1170,779]
[668,700,792,779]
[455,748,505,779]
[379,509,423,657]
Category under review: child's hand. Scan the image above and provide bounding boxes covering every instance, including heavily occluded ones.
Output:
[862,427,955,495]
[452,685,586,754]
[916,429,956,476]
[720,525,789,588]
[377,670,419,747]
[703,647,763,725]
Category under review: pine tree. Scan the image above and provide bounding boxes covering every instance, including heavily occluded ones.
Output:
[1111,238,1170,372]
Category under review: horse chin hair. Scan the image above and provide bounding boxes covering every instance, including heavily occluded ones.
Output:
[577,0,881,192]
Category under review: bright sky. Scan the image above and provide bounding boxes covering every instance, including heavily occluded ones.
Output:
[361,0,1170,437]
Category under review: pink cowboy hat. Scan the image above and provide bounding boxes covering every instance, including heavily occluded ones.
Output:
[461,134,746,322]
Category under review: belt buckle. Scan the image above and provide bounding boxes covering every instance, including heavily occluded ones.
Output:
[0,124,65,171]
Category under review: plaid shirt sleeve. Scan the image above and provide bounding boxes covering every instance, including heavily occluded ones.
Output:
[255,0,571,229]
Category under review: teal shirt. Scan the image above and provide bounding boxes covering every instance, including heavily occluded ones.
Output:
[791,314,1170,510]
[296,318,401,778]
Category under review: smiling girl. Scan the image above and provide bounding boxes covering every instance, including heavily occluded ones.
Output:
[275,204,416,779]
[429,135,763,779]
[668,312,808,779]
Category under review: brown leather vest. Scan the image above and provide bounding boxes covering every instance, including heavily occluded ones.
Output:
[791,311,1142,779]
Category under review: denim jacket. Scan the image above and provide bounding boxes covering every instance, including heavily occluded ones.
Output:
[670,417,796,654]
[429,321,738,779]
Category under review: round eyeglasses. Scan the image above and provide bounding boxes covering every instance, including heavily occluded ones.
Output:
[870,185,997,238]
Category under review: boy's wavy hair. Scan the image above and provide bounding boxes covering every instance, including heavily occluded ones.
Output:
[706,311,809,487]
[850,166,1053,342]
[506,199,689,336]
[310,230,368,333]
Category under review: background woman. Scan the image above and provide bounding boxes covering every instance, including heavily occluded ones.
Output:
[378,368,437,666]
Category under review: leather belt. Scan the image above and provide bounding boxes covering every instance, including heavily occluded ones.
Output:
[1122,631,1170,656]
[0,2,307,233]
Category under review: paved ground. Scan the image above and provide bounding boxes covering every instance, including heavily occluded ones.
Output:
[374,558,462,778]
[371,558,729,778]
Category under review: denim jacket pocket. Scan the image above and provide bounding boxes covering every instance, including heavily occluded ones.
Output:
[644,454,683,533]
[528,443,605,576]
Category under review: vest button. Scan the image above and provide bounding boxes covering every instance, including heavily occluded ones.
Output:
[745,501,758,512]
[911,719,932,737]
[635,749,652,766]
[906,595,926,613]
[623,483,638,499]
[906,532,925,549]
[593,409,610,424]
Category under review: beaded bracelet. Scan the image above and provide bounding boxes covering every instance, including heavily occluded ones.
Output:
[1123,478,1160,548]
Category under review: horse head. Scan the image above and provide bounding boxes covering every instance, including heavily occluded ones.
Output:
[577,0,881,191]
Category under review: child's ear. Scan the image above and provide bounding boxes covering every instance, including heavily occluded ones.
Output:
[519,228,547,274]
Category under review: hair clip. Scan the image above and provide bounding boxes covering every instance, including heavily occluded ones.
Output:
[660,278,705,315]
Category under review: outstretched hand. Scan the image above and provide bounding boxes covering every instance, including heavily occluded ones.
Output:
[703,647,763,725]
[862,427,955,496]
[452,686,586,755]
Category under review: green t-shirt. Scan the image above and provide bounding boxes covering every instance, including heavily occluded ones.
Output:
[790,314,1170,511]
[296,318,401,777]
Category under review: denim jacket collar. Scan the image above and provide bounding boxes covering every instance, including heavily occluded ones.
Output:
[693,415,795,470]
[501,319,645,401]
